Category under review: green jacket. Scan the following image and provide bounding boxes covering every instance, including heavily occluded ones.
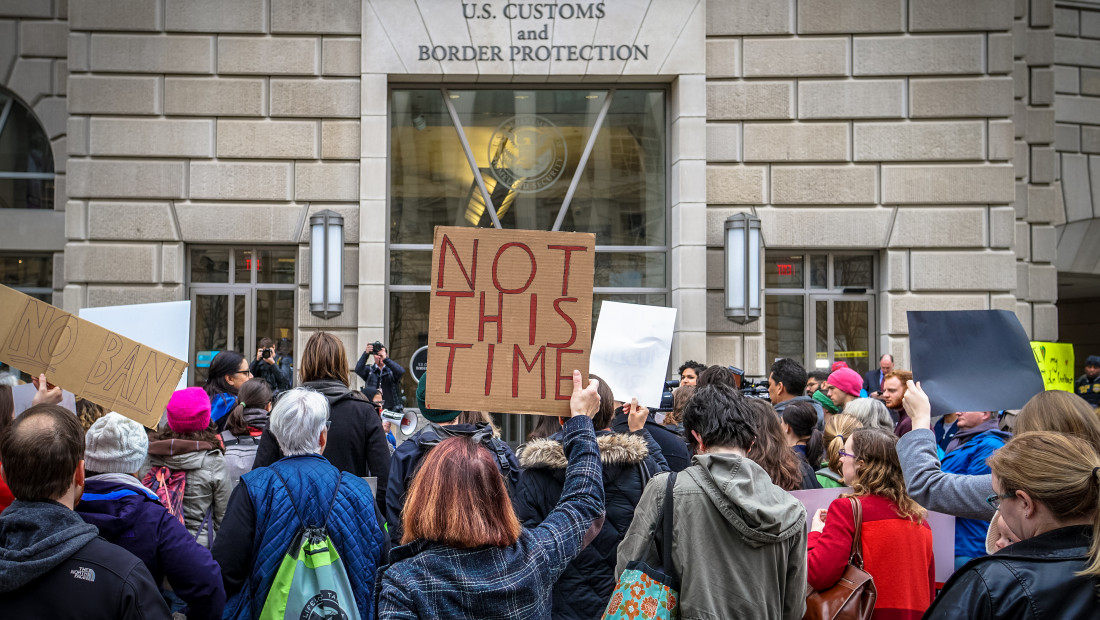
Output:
[616,453,808,620]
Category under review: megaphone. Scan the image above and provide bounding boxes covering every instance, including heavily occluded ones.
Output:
[398,411,419,436]
[381,408,419,436]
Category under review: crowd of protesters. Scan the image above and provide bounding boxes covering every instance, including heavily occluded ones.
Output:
[0,337,1099,620]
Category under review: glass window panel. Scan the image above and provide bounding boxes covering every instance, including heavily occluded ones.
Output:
[809,255,828,289]
[765,294,805,367]
[558,90,666,246]
[835,255,873,288]
[390,250,433,286]
[256,249,296,284]
[0,178,55,210]
[232,294,246,355]
[0,93,55,210]
[191,248,230,283]
[815,299,829,370]
[595,253,665,288]
[193,294,229,387]
[235,249,254,284]
[255,289,296,382]
[389,291,431,406]
[834,300,870,375]
[765,254,804,289]
[390,90,494,245]
[0,255,51,289]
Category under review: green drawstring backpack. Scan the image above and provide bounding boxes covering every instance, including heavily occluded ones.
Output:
[259,470,361,620]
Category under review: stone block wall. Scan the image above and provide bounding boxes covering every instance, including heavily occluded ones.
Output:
[1011,0,1060,341]
[0,0,69,299]
[705,0,1019,373]
[63,0,362,367]
[1053,1,1100,278]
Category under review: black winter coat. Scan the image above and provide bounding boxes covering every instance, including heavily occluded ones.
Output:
[925,525,1099,619]
[611,413,690,471]
[513,429,667,620]
[252,379,391,509]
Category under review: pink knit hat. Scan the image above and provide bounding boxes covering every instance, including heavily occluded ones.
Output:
[828,368,863,397]
[166,387,212,434]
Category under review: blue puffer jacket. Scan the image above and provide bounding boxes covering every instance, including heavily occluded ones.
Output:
[213,454,386,620]
[942,428,1010,559]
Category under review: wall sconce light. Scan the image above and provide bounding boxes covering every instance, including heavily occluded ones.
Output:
[724,213,761,323]
[310,209,344,319]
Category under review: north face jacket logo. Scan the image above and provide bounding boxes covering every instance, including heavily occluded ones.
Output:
[70,567,96,582]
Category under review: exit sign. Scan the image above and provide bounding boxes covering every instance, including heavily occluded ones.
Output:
[777,263,794,276]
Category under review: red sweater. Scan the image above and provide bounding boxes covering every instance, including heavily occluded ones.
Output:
[0,464,13,512]
[808,494,934,620]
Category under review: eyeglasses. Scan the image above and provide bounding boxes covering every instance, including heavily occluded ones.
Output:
[232,369,253,376]
[838,450,859,460]
[986,492,1014,510]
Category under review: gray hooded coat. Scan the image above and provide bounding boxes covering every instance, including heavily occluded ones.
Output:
[616,453,808,620]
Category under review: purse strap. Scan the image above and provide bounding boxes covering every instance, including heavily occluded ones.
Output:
[848,497,865,569]
[659,472,677,576]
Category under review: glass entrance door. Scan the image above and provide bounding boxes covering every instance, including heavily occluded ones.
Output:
[190,290,251,386]
[810,296,874,376]
[188,247,297,386]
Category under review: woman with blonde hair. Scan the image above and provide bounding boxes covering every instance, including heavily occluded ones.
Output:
[926,431,1100,618]
[815,413,862,488]
[252,331,391,508]
[808,427,935,619]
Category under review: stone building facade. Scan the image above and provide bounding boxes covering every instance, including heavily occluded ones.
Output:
[1,0,1097,419]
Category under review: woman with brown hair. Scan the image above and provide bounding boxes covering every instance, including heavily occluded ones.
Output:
[743,399,811,491]
[252,331,390,508]
[926,431,1100,618]
[663,384,694,434]
[815,413,862,488]
[375,370,604,619]
[808,427,935,619]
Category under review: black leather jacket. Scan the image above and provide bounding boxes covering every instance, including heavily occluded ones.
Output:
[924,525,1098,619]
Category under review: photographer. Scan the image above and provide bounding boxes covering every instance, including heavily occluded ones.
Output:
[354,341,405,411]
[249,337,290,393]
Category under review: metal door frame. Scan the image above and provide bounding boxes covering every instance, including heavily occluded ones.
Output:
[806,294,876,373]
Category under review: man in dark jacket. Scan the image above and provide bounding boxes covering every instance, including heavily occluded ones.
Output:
[1074,354,1100,407]
[250,337,291,393]
[611,408,689,471]
[941,410,1010,569]
[0,405,171,619]
[354,341,406,410]
[77,412,226,620]
[385,373,521,546]
[514,395,666,619]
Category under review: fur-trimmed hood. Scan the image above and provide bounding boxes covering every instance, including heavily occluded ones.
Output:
[520,432,649,469]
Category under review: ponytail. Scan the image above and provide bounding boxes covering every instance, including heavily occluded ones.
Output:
[781,400,824,465]
[804,427,824,469]
[225,378,272,437]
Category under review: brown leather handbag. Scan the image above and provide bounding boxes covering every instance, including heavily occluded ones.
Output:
[804,497,877,620]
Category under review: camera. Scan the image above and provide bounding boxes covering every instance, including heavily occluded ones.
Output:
[371,341,384,353]
[262,348,272,359]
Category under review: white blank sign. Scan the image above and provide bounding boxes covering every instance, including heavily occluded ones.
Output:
[588,301,676,408]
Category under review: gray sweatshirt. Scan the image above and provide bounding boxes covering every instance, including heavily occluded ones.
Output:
[896,428,995,521]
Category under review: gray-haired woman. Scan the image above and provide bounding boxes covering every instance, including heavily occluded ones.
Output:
[212,388,388,620]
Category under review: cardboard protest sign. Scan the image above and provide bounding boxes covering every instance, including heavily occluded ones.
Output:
[0,285,188,428]
[425,226,595,416]
[790,487,956,584]
[1030,341,1074,392]
[908,310,1045,416]
[80,300,192,392]
[589,301,676,408]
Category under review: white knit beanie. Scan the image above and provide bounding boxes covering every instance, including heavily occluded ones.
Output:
[84,412,149,474]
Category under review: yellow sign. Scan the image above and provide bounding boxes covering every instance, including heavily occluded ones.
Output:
[1030,341,1074,392]
[816,351,869,359]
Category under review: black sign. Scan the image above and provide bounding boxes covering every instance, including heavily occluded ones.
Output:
[909,310,1045,416]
